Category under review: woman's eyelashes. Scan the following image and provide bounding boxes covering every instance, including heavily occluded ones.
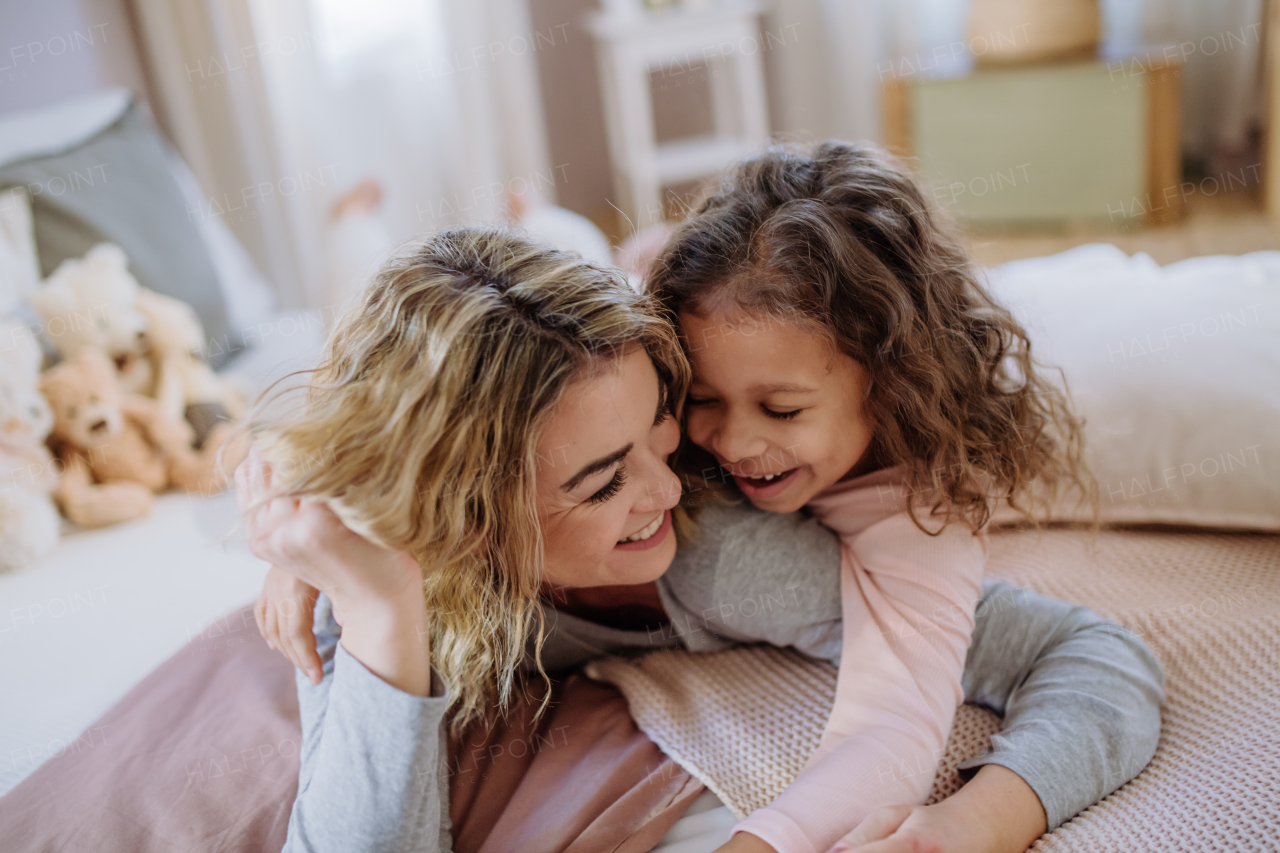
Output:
[586,464,627,504]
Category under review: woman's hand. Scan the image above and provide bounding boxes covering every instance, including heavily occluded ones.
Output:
[236,446,433,696]
[236,447,421,610]
[842,765,1047,853]
[254,566,322,684]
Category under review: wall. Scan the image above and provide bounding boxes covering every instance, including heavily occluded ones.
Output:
[529,0,878,238]
[0,0,152,118]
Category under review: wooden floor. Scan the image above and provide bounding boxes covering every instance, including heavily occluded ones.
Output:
[965,188,1280,267]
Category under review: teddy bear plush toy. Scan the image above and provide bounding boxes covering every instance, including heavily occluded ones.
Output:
[30,242,247,450]
[0,318,61,570]
[39,347,247,528]
[28,243,154,397]
[135,287,246,449]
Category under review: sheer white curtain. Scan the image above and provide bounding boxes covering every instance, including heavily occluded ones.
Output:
[132,0,550,309]
[1120,0,1265,163]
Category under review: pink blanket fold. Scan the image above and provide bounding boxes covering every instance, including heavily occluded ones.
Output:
[0,606,700,853]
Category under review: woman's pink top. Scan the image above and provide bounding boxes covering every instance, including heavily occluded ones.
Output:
[732,466,988,853]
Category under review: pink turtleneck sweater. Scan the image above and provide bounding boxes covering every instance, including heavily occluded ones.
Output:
[732,466,989,853]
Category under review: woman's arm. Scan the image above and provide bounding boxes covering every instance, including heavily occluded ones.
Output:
[958,579,1165,829]
[284,593,453,853]
[237,451,453,853]
[842,579,1165,853]
[672,503,1164,853]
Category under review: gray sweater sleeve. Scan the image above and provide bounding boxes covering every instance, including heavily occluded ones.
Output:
[282,594,453,853]
[958,580,1165,829]
[662,503,1165,829]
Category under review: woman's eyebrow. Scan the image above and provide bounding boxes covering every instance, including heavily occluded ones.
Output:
[561,444,632,492]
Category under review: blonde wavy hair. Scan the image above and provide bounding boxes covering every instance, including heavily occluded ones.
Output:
[247,227,689,728]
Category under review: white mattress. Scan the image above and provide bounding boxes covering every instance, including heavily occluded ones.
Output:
[0,490,266,795]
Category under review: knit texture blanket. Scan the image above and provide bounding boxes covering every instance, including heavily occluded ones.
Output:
[585,529,1280,851]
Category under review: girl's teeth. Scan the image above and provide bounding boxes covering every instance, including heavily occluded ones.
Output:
[763,474,776,481]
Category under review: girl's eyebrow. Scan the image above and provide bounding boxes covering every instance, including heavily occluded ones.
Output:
[749,382,819,394]
[562,444,632,492]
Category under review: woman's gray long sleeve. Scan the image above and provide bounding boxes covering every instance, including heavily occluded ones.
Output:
[282,595,453,853]
[658,502,1166,830]
[957,580,1166,829]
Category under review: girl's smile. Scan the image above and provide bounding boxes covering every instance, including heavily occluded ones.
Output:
[680,308,876,513]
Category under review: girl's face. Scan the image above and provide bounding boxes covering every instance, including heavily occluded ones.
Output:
[535,348,683,589]
[681,308,875,513]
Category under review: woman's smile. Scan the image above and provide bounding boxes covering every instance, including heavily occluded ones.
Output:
[614,508,671,550]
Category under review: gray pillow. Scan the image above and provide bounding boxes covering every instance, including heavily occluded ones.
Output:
[0,97,240,367]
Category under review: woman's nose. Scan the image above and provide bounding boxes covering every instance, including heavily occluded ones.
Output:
[636,446,682,513]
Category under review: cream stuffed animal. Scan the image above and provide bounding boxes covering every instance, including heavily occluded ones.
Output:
[135,288,246,448]
[40,348,247,528]
[0,318,61,570]
[29,242,246,450]
[28,243,153,396]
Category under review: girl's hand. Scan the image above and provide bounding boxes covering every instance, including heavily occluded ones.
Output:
[841,805,944,853]
[254,566,322,685]
[713,833,777,853]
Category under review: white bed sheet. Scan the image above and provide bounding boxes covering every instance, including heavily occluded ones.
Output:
[0,491,267,795]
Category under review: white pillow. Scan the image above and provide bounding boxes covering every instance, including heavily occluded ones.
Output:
[984,243,1280,531]
[0,187,40,315]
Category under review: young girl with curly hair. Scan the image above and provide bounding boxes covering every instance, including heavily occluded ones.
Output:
[646,140,1097,853]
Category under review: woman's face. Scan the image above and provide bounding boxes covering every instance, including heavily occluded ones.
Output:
[535,348,683,590]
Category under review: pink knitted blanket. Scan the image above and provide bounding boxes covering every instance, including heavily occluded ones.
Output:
[587,529,1280,851]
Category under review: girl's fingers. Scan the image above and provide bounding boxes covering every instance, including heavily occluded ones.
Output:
[843,837,921,853]
[284,588,321,684]
[253,594,271,648]
[304,643,323,685]
[262,593,280,654]
[845,807,913,845]
[289,616,321,685]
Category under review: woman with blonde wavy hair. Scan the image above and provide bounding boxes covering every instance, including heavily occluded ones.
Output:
[241,225,1162,853]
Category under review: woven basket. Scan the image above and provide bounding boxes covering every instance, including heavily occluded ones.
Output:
[968,0,1100,66]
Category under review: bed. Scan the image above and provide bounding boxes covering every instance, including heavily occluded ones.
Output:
[1,90,1278,852]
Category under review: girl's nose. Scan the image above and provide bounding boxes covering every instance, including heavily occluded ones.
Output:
[709,411,769,468]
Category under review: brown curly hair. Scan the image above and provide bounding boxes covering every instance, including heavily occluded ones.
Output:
[647,141,1094,532]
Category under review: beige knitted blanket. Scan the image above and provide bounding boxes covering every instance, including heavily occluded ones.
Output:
[585,529,1280,851]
